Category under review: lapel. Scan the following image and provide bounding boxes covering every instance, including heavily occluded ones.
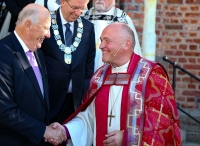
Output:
[71,20,78,65]
[57,9,65,45]
[11,33,47,108]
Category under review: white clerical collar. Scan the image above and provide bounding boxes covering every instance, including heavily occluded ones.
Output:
[14,31,30,53]
[95,6,115,15]
[59,8,74,28]
[111,60,130,73]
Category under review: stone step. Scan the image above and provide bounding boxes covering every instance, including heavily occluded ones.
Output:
[182,143,200,146]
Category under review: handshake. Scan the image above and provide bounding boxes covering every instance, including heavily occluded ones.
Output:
[43,122,67,145]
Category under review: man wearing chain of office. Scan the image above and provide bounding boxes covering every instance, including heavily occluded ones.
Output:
[40,0,95,124]
[84,0,143,71]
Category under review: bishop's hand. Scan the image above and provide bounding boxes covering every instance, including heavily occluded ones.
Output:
[103,130,124,146]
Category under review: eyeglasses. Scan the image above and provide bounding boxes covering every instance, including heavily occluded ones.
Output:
[66,0,85,12]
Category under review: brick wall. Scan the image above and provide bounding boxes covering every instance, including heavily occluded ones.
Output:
[119,0,200,112]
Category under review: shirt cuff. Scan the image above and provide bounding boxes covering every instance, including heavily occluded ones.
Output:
[63,125,71,144]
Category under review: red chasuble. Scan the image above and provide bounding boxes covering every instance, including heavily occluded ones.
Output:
[64,53,182,146]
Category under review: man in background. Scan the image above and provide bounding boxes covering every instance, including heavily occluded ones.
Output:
[41,0,95,124]
[0,4,66,146]
[84,0,143,71]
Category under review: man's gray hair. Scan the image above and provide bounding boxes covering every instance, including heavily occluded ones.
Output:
[16,7,40,25]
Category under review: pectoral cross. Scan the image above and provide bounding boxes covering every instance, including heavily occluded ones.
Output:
[108,110,115,126]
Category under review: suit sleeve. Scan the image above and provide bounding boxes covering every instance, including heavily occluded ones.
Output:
[0,45,46,145]
[82,23,96,95]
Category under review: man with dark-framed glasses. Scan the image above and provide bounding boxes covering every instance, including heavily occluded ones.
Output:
[40,0,95,125]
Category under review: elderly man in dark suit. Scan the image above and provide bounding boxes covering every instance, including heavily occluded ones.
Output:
[0,4,66,146]
[41,0,95,124]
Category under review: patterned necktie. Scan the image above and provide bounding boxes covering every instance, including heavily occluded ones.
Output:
[26,51,44,96]
[65,23,72,47]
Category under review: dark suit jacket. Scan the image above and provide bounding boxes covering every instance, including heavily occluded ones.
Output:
[0,32,49,146]
[5,0,47,32]
[41,9,95,121]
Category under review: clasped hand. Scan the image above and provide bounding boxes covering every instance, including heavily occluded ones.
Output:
[43,122,67,145]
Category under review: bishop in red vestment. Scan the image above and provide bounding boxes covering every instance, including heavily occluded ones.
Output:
[61,23,182,146]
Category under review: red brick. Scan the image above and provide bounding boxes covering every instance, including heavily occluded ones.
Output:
[157,24,164,29]
[165,38,173,42]
[164,5,169,10]
[174,38,182,42]
[191,6,199,11]
[135,27,143,33]
[186,39,200,43]
[162,43,168,49]
[126,12,133,18]
[184,51,200,56]
[157,11,164,17]
[193,39,200,43]
[179,45,187,50]
[178,57,187,63]
[134,13,144,19]
[156,30,160,35]
[178,70,187,75]
[180,32,188,37]
[127,5,138,11]
[157,4,162,10]
[169,6,179,11]
[182,90,200,96]
[162,31,169,36]
[167,0,183,4]
[156,17,161,22]
[188,84,196,89]
[188,58,196,63]
[189,45,198,50]
[186,0,200,4]
[170,45,177,50]
[177,83,187,88]
[170,32,178,36]
[185,13,200,17]
[165,50,183,56]
[176,96,186,102]
[182,77,199,83]
[157,37,162,42]
[183,64,200,70]
[163,18,170,23]
[165,25,183,30]
[171,18,179,23]
[159,0,165,3]
[181,19,189,24]
[181,103,199,108]
[165,12,182,17]
[135,0,144,3]
[191,19,199,24]
[180,6,189,11]
[189,32,197,37]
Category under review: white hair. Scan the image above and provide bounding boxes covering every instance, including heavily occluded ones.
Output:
[16,7,40,25]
